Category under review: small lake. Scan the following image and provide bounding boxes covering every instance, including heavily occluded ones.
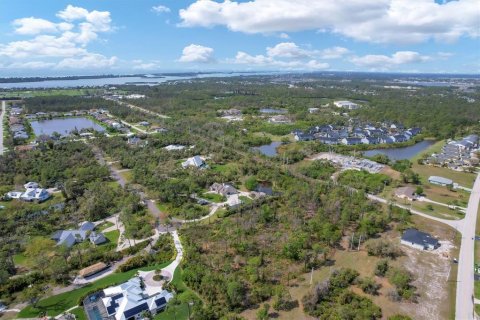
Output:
[252,141,282,157]
[363,140,436,161]
[260,108,288,114]
[31,117,105,137]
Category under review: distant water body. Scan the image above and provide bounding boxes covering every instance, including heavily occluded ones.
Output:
[1,72,276,89]
[363,140,436,161]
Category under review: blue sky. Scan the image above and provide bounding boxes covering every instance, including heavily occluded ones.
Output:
[0,0,478,76]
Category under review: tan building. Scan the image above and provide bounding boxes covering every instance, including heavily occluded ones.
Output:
[394,186,416,201]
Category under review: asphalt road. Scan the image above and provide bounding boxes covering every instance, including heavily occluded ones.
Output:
[456,172,480,320]
[0,101,5,155]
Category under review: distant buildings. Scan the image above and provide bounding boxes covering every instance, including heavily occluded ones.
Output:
[292,122,421,146]
[334,100,360,110]
[426,134,479,171]
[401,229,439,250]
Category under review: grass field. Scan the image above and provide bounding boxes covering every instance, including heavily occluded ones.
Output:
[97,221,114,231]
[69,307,87,320]
[13,253,29,267]
[104,229,120,245]
[155,268,192,320]
[411,201,464,220]
[18,261,172,318]
[201,192,225,203]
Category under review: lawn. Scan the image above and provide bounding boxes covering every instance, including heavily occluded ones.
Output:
[104,229,120,245]
[18,261,172,318]
[413,162,476,189]
[13,253,29,267]
[411,201,464,220]
[97,221,114,231]
[69,307,87,320]
[239,196,253,205]
[155,267,198,320]
[201,192,225,203]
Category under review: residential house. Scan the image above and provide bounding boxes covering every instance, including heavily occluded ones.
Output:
[333,100,360,110]
[182,156,207,169]
[428,176,453,186]
[341,137,362,145]
[394,186,416,201]
[51,221,106,248]
[401,229,439,250]
[268,115,291,124]
[210,183,238,196]
[102,277,173,320]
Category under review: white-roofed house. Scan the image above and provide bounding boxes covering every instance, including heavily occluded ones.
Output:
[102,277,174,320]
[182,156,207,169]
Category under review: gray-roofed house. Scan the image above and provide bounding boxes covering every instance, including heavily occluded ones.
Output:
[401,229,439,250]
[89,232,107,245]
[209,183,238,196]
[79,221,96,232]
[428,176,453,186]
[52,221,106,248]
[182,156,207,169]
[394,186,416,201]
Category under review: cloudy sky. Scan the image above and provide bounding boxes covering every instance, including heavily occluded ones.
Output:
[0,0,479,76]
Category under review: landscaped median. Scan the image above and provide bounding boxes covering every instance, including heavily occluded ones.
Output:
[17,261,172,318]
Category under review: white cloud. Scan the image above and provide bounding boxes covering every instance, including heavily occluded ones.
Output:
[179,44,215,63]
[0,5,117,70]
[179,0,480,44]
[320,46,349,59]
[279,33,290,39]
[132,59,161,70]
[56,53,117,69]
[1,61,57,69]
[350,51,430,69]
[13,17,73,35]
[152,5,171,14]
[266,42,310,58]
[234,44,329,70]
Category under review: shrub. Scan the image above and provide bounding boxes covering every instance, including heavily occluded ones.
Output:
[374,259,389,277]
[358,277,381,295]
[365,239,402,258]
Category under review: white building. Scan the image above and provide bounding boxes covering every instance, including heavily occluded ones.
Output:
[333,100,360,110]
[182,156,207,169]
[102,277,173,320]
[6,182,51,203]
